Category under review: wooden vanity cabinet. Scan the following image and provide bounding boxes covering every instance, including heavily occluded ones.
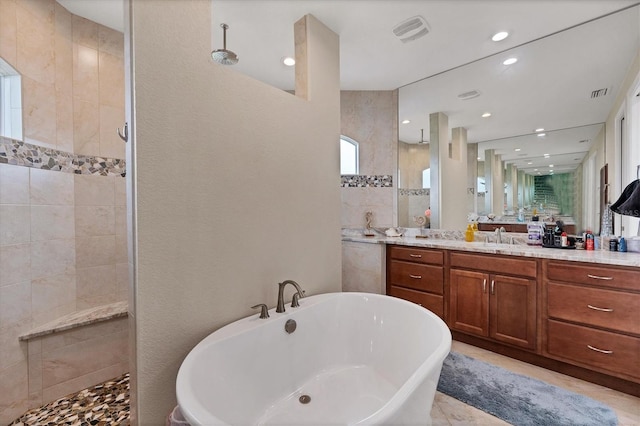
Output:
[449,252,537,350]
[386,246,445,319]
[543,260,640,382]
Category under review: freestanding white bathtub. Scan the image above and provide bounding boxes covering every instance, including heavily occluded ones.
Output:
[176,292,451,425]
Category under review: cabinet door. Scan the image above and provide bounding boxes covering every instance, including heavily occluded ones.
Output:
[449,269,489,337]
[489,274,537,349]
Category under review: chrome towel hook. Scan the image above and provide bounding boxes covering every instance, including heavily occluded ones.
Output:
[117,122,128,142]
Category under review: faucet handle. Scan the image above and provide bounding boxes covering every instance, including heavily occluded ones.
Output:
[251,304,270,319]
[291,293,301,308]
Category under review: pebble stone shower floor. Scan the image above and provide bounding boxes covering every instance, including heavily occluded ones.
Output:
[9,374,130,426]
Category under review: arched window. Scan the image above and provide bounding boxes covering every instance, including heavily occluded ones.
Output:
[340,136,359,175]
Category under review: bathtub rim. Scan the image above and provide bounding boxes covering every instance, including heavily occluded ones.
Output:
[176,292,452,425]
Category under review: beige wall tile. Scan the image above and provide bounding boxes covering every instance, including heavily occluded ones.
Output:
[22,76,57,148]
[31,272,76,327]
[74,174,115,205]
[115,263,128,301]
[0,0,18,66]
[53,1,72,41]
[29,165,74,206]
[341,187,395,228]
[27,349,42,408]
[72,97,100,155]
[115,234,127,264]
[16,1,55,86]
[98,52,124,109]
[0,280,31,335]
[42,328,127,388]
[76,265,116,309]
[98,25,123,59]
[30,239,75,280]
[0,327,28,370]
[114,205,126,236]
[0,243,30,288]
[41,317,127,353]
[99,104,125,159]
[75,235,115,268]
[30,205,75,241]
[0,205,30,246]
[342,242,384,294]
[114,178,126,206]
[72,44,99,103]
[0,359,28,426]
[75,205,115,237]
[0,164,29,205]
[71,14,98,49]
[55,28,74,153]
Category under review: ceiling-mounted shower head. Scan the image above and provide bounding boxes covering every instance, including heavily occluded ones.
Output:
[211,23,239,65]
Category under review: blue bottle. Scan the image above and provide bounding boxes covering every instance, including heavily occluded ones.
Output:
[618,237,627,252]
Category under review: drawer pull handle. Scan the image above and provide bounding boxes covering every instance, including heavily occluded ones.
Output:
[587,304,614,313]
[587,345,613,354]
[409,274,422,279]
[409,254,422,258]
[491,280,495,295]
[587,274,613,281]
[482,278,487,293]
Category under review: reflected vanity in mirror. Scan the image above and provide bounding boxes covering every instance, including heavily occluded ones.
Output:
[397,5,639,233]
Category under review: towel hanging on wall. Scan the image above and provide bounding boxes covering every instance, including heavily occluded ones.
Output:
[610,178,640,218]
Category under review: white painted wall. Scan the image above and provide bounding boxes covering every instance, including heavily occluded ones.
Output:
[127,2,341,423]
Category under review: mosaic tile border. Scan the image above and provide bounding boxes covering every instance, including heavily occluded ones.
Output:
[341,175,392,188]
[399,188,430,196]
[0,137,126,177]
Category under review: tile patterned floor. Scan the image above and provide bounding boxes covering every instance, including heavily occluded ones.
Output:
[9,374,129,426]
[9,342,639,425]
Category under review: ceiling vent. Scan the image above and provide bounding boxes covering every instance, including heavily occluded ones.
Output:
[393,16,430,43]
[578,139,590,144]
[457,90,481,100]
[591,88,608,98]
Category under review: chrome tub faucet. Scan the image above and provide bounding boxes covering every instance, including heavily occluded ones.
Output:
[276,280,305,313]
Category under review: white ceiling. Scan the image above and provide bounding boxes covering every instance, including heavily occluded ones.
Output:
[58,0,640,175]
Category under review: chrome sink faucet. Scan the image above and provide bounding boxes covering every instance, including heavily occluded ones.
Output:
[276,280,305,313]
[495,227,505,244]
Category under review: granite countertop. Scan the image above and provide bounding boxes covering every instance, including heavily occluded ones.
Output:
[19,301,128,341]
[342,229,640,268]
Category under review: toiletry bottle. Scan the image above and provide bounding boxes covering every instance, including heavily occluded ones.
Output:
[465,224,474,242]
[610,238,618,251]
[561,232,568,247]
[618,236,627,252]
[586,233,594,250]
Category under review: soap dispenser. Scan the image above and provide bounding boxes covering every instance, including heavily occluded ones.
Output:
[465,224,474,242]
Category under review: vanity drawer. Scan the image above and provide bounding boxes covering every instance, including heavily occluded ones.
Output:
[547,261,640,291]
[547,320,640,380]
[450,252,537,278]
[389,261,443,294]
[388,246,444,265]
[548,283,640,335]
[389,286,443,319]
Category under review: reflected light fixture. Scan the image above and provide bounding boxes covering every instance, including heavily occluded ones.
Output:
[503,57,518,65]
[282,57,295,66]
[514,148,521,152]
[535,128,545,132]
[537,133,546,137]
[482,112,492,118]
[492,31,509,41]
[402,119,411,124]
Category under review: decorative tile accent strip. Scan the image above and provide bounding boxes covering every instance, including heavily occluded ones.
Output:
[341,175,393,187]
[0,137,126,177]
[399,188,430,196]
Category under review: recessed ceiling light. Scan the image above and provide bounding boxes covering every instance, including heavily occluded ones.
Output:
[477,157,482,161]
[514,148,521,152]
[549,164,554,168]
[535,128,545,132]
[482,112,492,118]
[503,57,518,65]
[282,57,295,66]
[537,133,546,137]
[492,31,509,42]
[402,119,410,124]
[544,153,550,157]
[534,169,538,171]
[527,162,533,165]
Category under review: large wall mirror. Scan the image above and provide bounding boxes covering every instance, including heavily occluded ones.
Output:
[397,5,639,232]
